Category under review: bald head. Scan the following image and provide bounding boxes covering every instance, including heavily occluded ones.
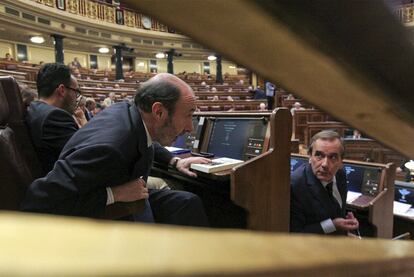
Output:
[134,73,194,115]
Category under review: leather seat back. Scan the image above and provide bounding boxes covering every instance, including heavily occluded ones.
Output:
[0,76,42,179]
[0,76,41,209]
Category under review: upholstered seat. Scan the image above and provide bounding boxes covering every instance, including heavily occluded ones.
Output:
[0,76,41,210]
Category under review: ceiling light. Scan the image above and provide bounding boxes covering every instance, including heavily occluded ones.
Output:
[155,52,165,59]
[137,62,145,67]
[98,47,110,53]
[228,65,236,69]
[207,55,216,61]
[30,36,45,44]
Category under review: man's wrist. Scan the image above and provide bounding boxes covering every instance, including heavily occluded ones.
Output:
[170,157,181,168]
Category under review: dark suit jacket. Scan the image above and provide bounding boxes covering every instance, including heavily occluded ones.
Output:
[21,102,173,218]
[290,163,347,234]
[26,101,79,176]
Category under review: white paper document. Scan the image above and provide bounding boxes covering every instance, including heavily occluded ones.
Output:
[393,201,413,216]
[346,191,362,203]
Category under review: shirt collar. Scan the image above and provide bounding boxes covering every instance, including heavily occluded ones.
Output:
[141,118,153,148]
[321,175,337,188]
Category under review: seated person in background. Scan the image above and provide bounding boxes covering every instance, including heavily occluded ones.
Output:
[352,129,362,139]
[258,102,267,111]
[5,53,14,61]
[19,84,38,109]
[126,69,135,79]
[290,101,305,115]
[21,73,211,227]
[290,130,359,235]
[247,85,254,93]
[93,102,103,115]
[212,95,219,101]
[252,86,266,100]
[211,87,217,92]
[84,97,96,121]
[72,68,82,79]
[286,93,295,100]
[227,95,234,101]
[73,96,88,128]
[70,57,82,69]
[103,92,116,106]
[25,63,80,176]
[227,87,233,93]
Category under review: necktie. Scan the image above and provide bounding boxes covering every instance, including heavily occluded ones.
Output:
[326,182,342,216]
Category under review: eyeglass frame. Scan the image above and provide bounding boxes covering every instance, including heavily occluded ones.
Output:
[64,86,82,98]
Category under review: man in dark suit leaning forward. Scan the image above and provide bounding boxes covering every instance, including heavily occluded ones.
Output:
[22,73,211,226]
[290,130,359,235]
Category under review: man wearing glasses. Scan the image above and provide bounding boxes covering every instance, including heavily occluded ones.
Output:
[26,63,82,176]
[290,130,359,235]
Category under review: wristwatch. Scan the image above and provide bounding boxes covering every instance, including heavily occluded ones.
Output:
[171,157,181,169]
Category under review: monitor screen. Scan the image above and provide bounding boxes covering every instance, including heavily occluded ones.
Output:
[290,156,308,172]
[172,117,201,149]
[343,163,382,196]
[206,117,267,160]
[395,183,414,206]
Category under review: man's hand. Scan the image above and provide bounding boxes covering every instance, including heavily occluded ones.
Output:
[333,212,359,231]
[175,157,212,177]
[112,178,149,203]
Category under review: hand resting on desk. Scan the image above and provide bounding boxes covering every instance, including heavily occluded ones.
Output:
[176,157,212,178]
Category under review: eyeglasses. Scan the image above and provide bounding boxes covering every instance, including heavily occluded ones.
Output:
[65,86,82,98]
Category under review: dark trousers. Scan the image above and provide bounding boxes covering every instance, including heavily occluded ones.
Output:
[133,189,209,227]
[267,96,274,110]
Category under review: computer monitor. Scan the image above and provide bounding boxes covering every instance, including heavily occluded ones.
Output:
[290,156,308,172]
[172,117,203,149]
[395,181,414,206]
[343,163,382,196]
[206,117,268,161]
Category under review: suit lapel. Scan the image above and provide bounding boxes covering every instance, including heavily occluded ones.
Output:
[129,104,154,181]
[335,168,348,214]
[305,164,339,218]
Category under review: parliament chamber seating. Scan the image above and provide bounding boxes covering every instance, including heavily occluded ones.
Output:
[0,76,41,210]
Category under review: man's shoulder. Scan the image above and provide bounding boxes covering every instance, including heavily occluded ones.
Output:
[291,164,308,186]
[27,101,76,127]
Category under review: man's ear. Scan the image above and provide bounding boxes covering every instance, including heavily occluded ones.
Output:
[152,102,167,120]
[56,84,66,98]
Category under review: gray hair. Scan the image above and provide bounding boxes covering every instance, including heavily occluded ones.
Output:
[134,79,181,115]
[307,130,345,158]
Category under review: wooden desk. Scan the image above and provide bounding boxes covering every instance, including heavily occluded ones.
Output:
[153,108,292,232]
[394,213,414,240]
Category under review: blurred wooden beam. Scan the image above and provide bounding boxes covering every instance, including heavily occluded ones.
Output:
[124,0,414,158]
[1,212,414,275]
